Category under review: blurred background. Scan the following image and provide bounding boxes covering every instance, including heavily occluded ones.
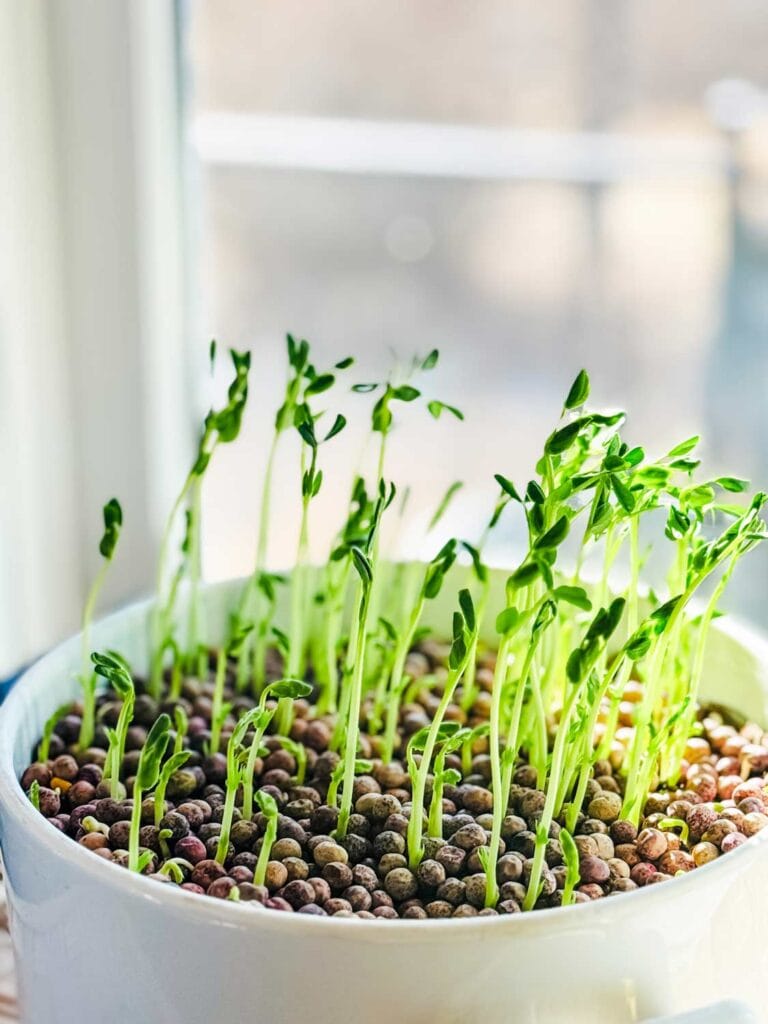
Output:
[1,0,768,680]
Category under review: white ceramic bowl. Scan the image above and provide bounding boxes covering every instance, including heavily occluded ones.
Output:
[0,575,766,1024]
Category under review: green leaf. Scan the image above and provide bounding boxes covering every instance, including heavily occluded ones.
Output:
[351,546,373,586]
[461,541,488,584]
[604,597,626,637]
[136,714,171,790]
[269,678,313,700]
[553,585,592,611]
[544,420,581,455]
[304,373,335,397]
[496,606,520,635]
[352,382,378,393]
[226,622,254,657]
[670,458,700,473]
[421,349,439,370]
[372,391,393,434]
[508,562,541,589]
[625,628,652,660]
[624,446,645,466]
[448,631,468,670]
[716,476,749,493]
[494,474,522,502]
[297,420,317,448]
[526,480,546,504]
[666,436,700,458]
[564,369,590,410]
[408,722,459,753]
[99,498,123,560]
[428,400,464,421]
[91,651,134,698]
[610,474,636,513]
[458,588,476,632]
[335,357,354,369]
[256,789,278,818]
[324,414,347,441]
[650,595,682,632]
[534,515,569,550]
[394,385,421,402]
[565,648,583,683]
[532,599,557,635]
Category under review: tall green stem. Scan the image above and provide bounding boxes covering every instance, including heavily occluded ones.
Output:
[336,583,374,839]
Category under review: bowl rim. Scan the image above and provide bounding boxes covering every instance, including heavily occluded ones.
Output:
[2,579,768,943]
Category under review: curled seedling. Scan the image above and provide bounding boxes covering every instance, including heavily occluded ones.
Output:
[92,651,135,800]
[253,789,279,887]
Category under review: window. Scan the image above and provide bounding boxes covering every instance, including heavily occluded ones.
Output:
[185,1,768,624]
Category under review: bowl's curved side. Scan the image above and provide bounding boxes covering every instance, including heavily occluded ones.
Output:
[2,574,768,1023]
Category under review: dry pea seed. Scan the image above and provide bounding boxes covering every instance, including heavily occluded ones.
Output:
[588,791,622,823]
[313,841,348,866]
[384,868,418,901]
[272,837,302,861]
[574,835,598,859]
[636,828,668,861]
[692,841,719,867]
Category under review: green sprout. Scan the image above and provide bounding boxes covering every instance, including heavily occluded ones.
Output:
[78,498,123,749]
[153,749,191,830]
[238,338,352,692]
[210,621,254,754]
[37,704,70,762]
[276,736,307,786]
[427,729,467,839]
[405,592,478,868]
[92,651,135,800]
[335,481,394,838]
[28,779,40,811]
[277,403,347,734]
[240,678,313,822]
[253,789,280,887]
[560,828,580,906]
[378,538,458,761]
[151,348,251,697]
[128,714,171,872]
[327,758,374,809]
[659,817,690,846]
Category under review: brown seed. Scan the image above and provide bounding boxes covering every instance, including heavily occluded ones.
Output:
[658,850,694,874]
[614,843,640,867]
[741,812,768,837]
[313,841,348,866]
[702,819,737,848]
[692,841,719,866]
[264,860,288,892]
[721,832,747,853]
[636,828,668,861]
[587,791,622,823]
[425,899,453,918]
[579,855,610,885]
[630,862,656,886]
[384,868,418,902]
[272,837,302,861]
